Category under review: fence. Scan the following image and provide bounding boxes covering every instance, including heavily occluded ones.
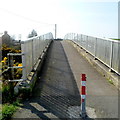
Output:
[4,32,53,82]
[64,33,120,75]
[21,32,53,81]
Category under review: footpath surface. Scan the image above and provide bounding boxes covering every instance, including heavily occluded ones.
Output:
[12,40,118,119]
[62,40,118,118]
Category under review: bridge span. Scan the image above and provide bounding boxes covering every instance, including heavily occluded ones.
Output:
[12,40,118,119]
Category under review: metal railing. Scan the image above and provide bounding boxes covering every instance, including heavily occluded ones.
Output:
[7,53,23,82]
[21,32,53,81]
[2,32,53,82]
[64,33,120,75]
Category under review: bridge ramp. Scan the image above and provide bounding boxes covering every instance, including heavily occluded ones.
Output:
[12,40,118,119]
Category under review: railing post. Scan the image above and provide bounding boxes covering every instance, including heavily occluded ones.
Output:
[109,41,113,72]
[77,34,79,42]
[21,42,27,81]
[80,74,87,118]
[32,39,34,68]
[81,34,82,46]
[74,33,76,41]
[94,38,97,59]
[86,36,88,50]
[7,54,14,80]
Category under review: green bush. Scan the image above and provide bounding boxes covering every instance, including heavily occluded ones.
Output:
[1,45,22,103]
[1,100,20,120]
[2,104,17,120]
[0,44,22,120]
[2,82,14,103]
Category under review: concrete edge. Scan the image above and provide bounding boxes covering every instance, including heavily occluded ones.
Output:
[14,40,53,97]
[67,40,119,90]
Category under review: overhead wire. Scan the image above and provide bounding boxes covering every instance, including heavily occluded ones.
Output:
[0,8,56,39]
[0,8,55,26]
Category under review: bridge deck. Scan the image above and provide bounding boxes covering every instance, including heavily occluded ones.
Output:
[12,40,118,119]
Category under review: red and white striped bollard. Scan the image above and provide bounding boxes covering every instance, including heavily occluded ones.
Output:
[80,74,87,118]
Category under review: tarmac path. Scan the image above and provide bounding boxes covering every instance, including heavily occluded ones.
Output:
[12,40,118,119]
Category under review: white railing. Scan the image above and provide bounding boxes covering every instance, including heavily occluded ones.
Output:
[21,32,53,81]
[64,33,120,75]
[1,32,53,82]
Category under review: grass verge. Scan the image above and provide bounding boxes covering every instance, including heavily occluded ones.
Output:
[111,39,120,41]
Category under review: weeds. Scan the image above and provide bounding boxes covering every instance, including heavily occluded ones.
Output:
[108,79,114,85]
[1,100,21,120]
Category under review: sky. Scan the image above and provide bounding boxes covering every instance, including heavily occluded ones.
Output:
[0,0,119,40]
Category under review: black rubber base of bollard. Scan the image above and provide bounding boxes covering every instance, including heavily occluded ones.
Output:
[80,114,93,120]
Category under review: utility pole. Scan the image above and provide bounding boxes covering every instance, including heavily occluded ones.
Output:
[118,2,120,74]
[55,24,57,39]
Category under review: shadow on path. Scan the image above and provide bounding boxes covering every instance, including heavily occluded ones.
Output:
[12,41,83,119]
[32,41,81,118]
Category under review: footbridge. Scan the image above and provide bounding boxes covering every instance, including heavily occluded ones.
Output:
[9,32,119,119]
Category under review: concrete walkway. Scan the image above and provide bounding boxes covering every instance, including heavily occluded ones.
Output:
[12,40,118,119]
[62,40,118,118]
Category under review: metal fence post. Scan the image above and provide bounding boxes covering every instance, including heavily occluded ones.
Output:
[94,38,97,59]
[7,54,14,80]
[32,39,34,68]
[86,36,88,50]
[21,42,27,81]
[77,34,78,42]
[109,41,113,72]
[81,34,82,46]
[118,43,120,74]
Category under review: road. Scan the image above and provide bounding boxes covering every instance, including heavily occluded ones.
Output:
[12,40,118,119]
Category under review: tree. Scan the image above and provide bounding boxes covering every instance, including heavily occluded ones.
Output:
[28,29,38,38]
